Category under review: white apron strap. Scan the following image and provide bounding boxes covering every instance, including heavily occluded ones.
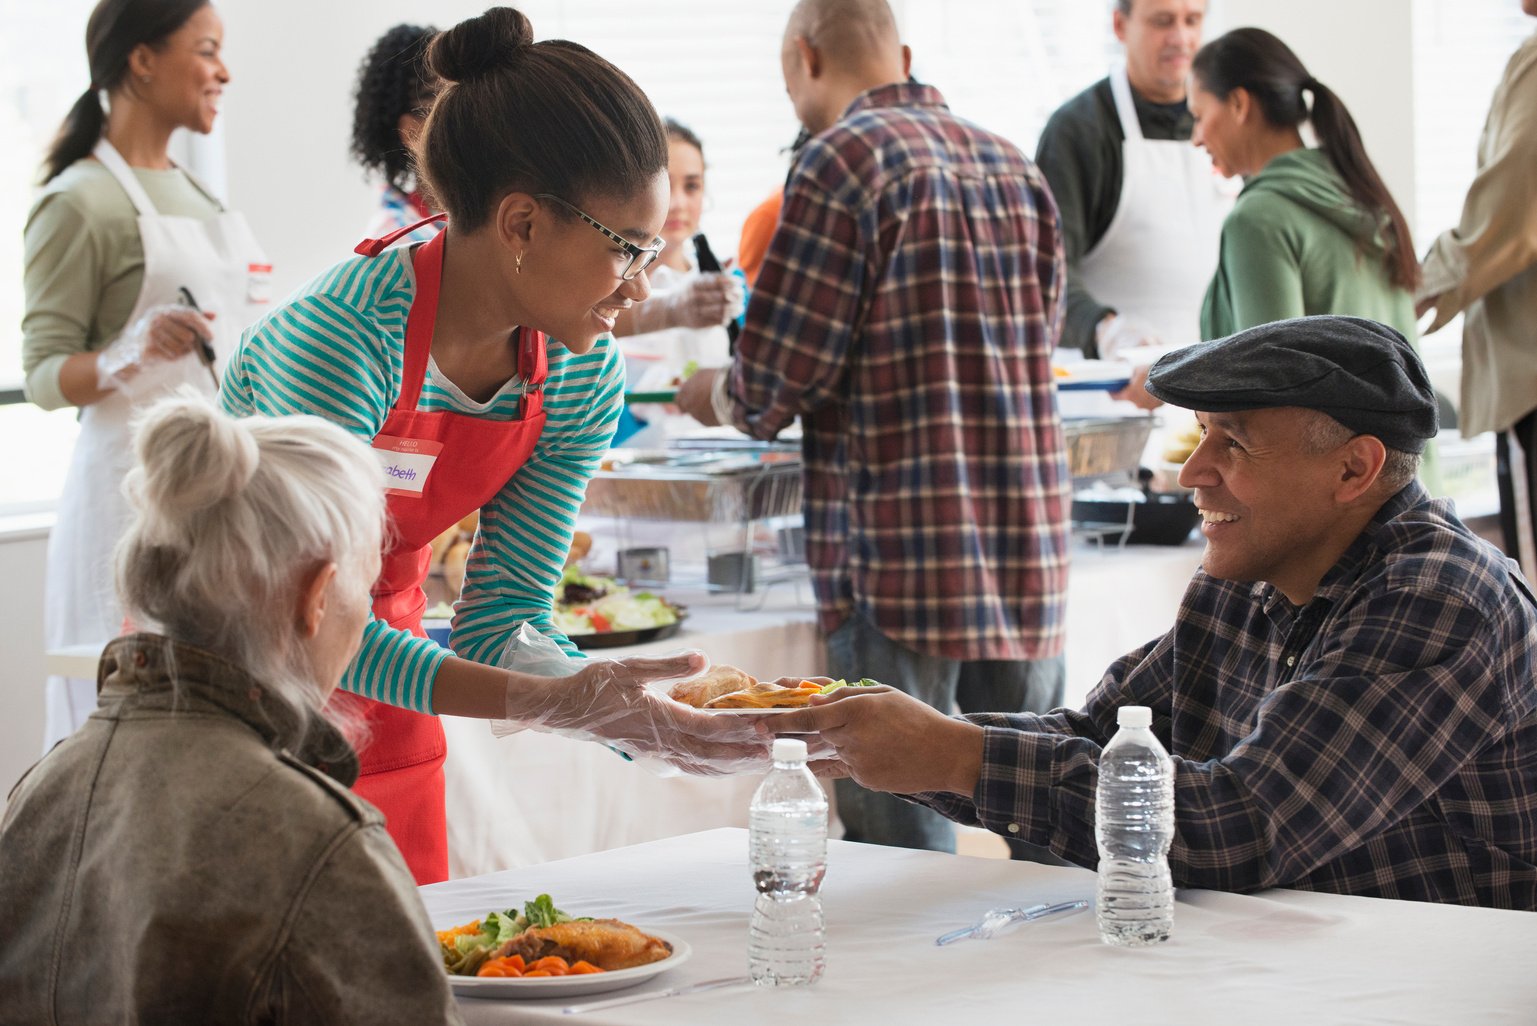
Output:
[1108,64,1144,142]
[92,139,160,217]
[173,163,228,213]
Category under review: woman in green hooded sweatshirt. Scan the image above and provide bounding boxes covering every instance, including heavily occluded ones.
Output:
[1188,28,1419,341]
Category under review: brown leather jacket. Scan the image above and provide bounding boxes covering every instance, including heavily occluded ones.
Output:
[0,634,463,1025]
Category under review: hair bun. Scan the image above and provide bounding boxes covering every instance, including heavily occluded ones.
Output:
[428,6,535,84]
[129,395,260,531]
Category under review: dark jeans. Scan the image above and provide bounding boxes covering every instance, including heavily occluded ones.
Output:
[1496,409,1537,579]
[826,610,1066,861]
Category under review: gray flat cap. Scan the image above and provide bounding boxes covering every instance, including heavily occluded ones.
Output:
[1144,316,1438,453]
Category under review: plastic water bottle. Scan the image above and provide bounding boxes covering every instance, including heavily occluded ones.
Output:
[748,737,827,986]
[1095,705,1175,946]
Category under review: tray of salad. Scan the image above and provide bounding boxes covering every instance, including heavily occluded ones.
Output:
[554,567,686,649]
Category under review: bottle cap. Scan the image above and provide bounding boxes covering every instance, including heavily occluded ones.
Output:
[772,738,809,763]
[1117,705,1152,730]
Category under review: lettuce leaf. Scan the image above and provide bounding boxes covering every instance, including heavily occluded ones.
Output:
[818,677,883,695]
[523,894,573,929]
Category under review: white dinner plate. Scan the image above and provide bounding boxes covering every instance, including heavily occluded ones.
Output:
[447,930,691,1001]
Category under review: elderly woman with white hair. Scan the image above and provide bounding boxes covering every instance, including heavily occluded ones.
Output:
[0,398,465,1023]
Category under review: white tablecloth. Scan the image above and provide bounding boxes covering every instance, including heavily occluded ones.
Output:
[420,828,1537,1026]
[443,585,825,877]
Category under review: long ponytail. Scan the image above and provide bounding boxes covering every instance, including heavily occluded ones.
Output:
[1191,27,1419,292]
[42,0,209,184]
[44,89,108,184]
[1306,80,1418,290]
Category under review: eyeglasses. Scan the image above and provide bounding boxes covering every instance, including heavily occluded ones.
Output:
[535,193,665,280]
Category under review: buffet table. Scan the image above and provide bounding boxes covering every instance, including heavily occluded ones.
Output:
[421,828,1537,1025]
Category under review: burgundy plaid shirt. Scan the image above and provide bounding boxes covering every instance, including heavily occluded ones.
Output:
[727,83,1070,661]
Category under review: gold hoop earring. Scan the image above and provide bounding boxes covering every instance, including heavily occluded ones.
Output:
[515,252,524,275]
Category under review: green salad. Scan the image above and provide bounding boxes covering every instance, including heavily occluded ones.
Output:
[554,566,680,636]
[438,894,587,976]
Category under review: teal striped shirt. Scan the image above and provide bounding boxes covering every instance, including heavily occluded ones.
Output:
[221,245,622,712]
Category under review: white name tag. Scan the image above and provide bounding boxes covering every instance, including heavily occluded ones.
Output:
[247,262,273,304]
[372,434,443,497]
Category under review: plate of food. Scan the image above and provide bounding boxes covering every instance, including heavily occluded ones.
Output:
[667,665,881,713]
[554,567,685,650]
[440,895,689,1000]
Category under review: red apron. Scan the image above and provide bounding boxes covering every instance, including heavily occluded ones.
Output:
[337,216,548,884]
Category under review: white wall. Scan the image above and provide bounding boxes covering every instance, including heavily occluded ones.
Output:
[0,528,50,803]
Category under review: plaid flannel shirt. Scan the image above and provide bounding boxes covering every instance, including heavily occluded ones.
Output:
[920,483,1537,908]
[727,83,1070,661]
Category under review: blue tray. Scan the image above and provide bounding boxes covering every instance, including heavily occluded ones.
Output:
[1058,377,1131,392]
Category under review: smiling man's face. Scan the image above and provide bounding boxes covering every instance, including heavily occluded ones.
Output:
[1177,407,1355,602]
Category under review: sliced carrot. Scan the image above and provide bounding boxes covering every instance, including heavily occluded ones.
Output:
[523,969,553,977]
[568,960,605,974]
[526,956,572,975]
[477,955,527,978]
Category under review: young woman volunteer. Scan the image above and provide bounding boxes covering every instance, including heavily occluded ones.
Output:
[221,6,762,884]
[21,0,268,750]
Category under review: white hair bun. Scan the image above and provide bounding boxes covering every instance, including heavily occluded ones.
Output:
[128,394,260,533]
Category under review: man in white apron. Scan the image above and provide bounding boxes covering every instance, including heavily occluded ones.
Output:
[1034,0,1231,364]
[43,139,268,751]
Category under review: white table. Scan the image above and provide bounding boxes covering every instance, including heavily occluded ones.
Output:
[420,828,1537,1026]
[1062,538,1204,707]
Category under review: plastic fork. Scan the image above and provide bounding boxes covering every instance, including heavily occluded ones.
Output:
[934,898,1091,946]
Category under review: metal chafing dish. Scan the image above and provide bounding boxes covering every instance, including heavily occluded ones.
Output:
[1062,416,1156,481]
[580,440,807,598]
[583,444,803,522]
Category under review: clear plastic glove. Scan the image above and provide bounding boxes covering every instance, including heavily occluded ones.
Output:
[1095,314,1162,361]
[96,304,215,392]
[630,272,745,333]
[490,625,773,776]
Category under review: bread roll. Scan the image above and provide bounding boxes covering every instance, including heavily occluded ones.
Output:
[669,665,758,708]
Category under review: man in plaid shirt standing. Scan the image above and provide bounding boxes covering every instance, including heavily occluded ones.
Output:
[678,0,1071,854]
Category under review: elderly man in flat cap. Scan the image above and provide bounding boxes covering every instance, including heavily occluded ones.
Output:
[773,316,1537,908]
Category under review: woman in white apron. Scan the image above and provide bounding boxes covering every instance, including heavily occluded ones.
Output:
[20,0,268,751]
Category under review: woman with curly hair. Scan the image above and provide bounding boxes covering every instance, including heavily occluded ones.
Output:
[352,22,441,245]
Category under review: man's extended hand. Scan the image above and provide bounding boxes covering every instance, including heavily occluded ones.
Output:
[675,365,724,425]
[766,685,986,796]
